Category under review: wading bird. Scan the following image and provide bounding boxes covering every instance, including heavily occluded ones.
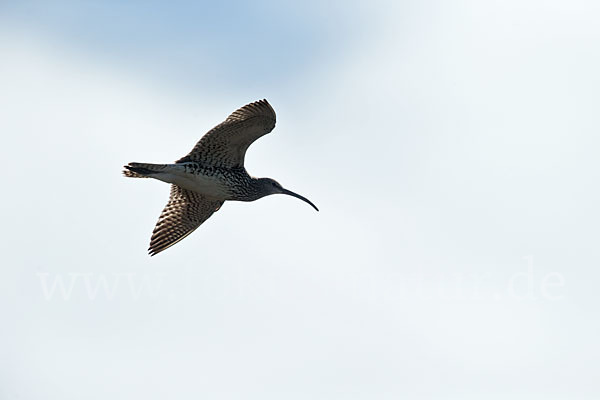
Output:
[124,99,318,256]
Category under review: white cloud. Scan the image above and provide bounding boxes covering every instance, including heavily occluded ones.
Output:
[2,2,600,398]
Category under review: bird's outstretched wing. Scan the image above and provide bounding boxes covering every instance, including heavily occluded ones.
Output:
[149,185,223,256]
[177,99,276,168]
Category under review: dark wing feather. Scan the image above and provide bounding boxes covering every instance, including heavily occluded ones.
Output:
[177,99,276,168]
[149,185,223,256]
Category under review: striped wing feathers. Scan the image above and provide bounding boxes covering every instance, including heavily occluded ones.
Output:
[177,99,276,168]
[149,185,223,256]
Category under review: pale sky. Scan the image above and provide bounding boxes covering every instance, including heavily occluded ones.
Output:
[1,1,599,399]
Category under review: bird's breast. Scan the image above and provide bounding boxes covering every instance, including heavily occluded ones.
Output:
[170,163,253,200]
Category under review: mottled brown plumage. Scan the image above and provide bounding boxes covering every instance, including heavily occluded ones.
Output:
[148,185,223,256]
[177,100,276,167]
[124,99,317,256]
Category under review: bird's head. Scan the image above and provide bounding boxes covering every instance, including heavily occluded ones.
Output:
[257,178,319,211]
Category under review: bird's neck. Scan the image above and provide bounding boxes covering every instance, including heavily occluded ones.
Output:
[229,176,267,201]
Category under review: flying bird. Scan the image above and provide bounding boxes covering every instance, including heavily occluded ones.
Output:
[124,99,318,256]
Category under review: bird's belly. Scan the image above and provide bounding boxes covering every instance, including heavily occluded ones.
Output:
[165,173,230,199]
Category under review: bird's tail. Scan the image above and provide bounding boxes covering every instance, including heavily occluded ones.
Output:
[123,162,169,178]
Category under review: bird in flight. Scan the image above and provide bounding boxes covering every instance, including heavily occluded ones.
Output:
[124,99,318,256]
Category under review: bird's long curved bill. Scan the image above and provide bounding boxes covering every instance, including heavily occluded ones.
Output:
[281,188,319,211]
